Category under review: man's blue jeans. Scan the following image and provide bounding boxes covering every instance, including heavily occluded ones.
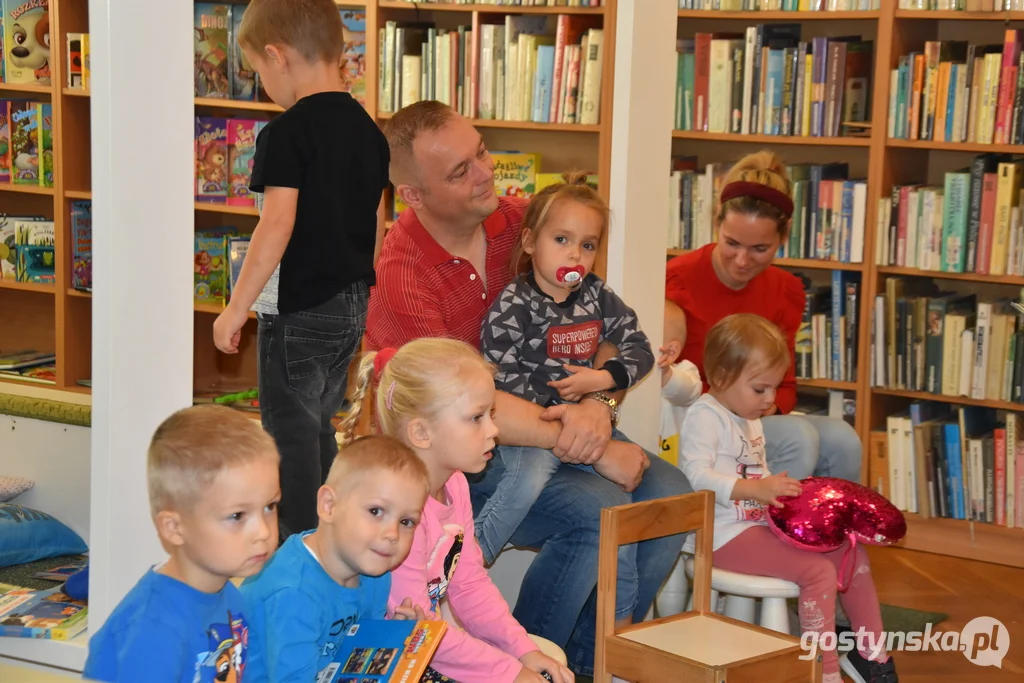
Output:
[762,414,862,482]
[468,430,691,676]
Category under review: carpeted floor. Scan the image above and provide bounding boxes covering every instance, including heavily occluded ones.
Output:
[879,603,947,634]
[0,554,87,591]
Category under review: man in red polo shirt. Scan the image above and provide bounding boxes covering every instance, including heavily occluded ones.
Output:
[365,101,689,678]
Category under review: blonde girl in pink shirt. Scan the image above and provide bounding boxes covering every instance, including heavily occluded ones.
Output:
[340,337,573,683]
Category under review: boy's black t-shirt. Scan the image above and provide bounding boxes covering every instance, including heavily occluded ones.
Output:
[250,91,388,314]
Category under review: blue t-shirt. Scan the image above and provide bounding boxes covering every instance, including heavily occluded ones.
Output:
[84,568,258,683]
[240,531,390,682]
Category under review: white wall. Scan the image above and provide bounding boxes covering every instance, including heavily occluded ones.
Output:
[0,416,90,544]
[605,0,677,453]
[88,0,196,630]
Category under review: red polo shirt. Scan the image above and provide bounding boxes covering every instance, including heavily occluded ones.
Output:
[365,196,528,351]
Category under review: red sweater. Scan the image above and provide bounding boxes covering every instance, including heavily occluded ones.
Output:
[665,243,805,414]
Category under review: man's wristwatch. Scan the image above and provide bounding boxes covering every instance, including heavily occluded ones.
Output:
[584,391,620,428]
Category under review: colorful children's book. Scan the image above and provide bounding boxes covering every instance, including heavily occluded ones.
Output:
[339,10,367,108]
[194,3,231,99]
[194,227,236,305]
[65,33,82,88]
[38,101,51,187]
[0,213,42,279]
[230,7,257,101]
[0,100,11,182]
[227,235,249,300]
[14,218,53,283]
[3,0,49,85]
[227,119,259,206]
[322,619,447,683]
[10,100,39,185]
[71,200,91,291]
[492,152,540,198]
[32,557,87,582]
[195,117,228,202]
[0,585,87,640]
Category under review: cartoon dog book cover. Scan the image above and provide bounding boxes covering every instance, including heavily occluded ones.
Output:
[3,0,49,85]
[323,619,447,683]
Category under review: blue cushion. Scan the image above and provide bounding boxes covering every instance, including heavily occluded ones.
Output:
[0,503,88,567]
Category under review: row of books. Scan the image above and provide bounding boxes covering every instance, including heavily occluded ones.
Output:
[873,154,1024,276]
[0,202,90,290]
[194,4,368,107]
[378,15,604,125]
[795,271,861,383]
[668,157,867,263]
[195,117,262,207]
[0,100,51,188]
[678,1,881,12]
[897,1,1024,9]
[675,27,872,139]
[195,227,249,306]
[871,279,1024,406]
[887,33,1024,146]
[872,404,1024,529]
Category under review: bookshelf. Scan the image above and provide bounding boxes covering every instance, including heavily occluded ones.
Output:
[0,0,92,397]
[672,5,1024,568]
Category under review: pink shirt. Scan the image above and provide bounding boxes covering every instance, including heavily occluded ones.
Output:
[386,472,536,682]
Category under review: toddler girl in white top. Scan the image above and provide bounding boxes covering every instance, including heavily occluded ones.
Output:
[679,313,897,683]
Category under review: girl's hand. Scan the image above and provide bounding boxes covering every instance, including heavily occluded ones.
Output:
[391,598,432,621]
[656,345,675,369]
[519,651,574,683]
[547,366,614,402]
[755,471,803,508]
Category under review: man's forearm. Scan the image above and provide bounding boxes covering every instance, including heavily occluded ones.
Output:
[493,391,560,450]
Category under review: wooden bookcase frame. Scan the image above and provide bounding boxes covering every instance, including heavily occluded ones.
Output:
[673,5,1024,568]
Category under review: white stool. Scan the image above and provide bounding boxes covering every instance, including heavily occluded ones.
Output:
[529,634,568,666]
[684,557,800,635]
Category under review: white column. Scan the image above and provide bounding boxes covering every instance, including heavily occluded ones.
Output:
[606,0,677,453]
[88,0,195,629]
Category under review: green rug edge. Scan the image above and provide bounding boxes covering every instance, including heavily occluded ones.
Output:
[0,394,91,427]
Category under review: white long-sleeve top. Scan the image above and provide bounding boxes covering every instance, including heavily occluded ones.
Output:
[679,394,770,552]
[659,360,703,467]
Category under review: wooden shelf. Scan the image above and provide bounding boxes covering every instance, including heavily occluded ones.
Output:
[376,110,601,131]
[894,10,1024,21]
[0,280,55,294]
[65,189,92,200]
[0,183,54,195]
[887,138,1024,154]
[872,386,1024,413]
[194,302,257,320]
[899,513,1024,569]
[67,288,92,298]
[797,378,858,392]
[62,87,89,97]
[672,130,870,146]
[194,97,283,112]
[0,82,52,95]
[876,265,1024,286]
[378,1,605,14]
[195,202,259,216]
[676,10,879,20]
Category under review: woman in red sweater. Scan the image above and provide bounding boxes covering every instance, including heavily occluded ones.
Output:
[665,151,861,484]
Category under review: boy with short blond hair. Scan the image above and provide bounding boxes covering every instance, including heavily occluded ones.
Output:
[241,435,430,681]
[213,0,391,543]
[84,405,282,683]
[659,299,704,467]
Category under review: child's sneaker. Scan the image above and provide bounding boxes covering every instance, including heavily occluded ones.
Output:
[840,648,898,683]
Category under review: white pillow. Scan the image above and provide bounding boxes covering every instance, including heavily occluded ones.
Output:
[0,476,34,502]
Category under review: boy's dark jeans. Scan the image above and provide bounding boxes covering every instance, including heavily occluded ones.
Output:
[256,280,368,542]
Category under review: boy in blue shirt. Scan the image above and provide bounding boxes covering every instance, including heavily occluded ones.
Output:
[84,406,282,683]
[212,0,390,543]
[241,435,430,681]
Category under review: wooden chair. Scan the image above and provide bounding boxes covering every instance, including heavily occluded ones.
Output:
[595,491,822,683]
